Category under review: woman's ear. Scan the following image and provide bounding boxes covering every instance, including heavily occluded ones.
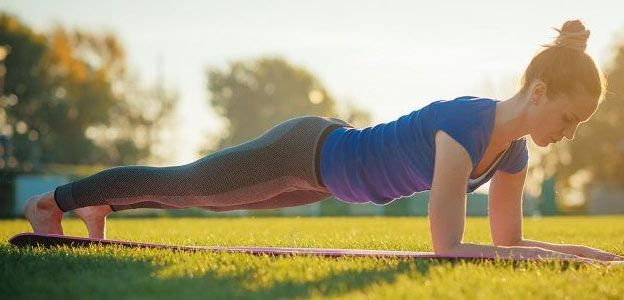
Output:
[530,80,547,104]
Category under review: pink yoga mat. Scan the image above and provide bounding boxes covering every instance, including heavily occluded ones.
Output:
[7,232,527,261]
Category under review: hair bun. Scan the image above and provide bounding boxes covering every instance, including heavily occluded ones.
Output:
[552,20,590,52]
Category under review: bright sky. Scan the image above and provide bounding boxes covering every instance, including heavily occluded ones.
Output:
[2,0,623,166]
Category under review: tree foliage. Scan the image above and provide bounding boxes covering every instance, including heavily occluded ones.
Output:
[0,14,177,170]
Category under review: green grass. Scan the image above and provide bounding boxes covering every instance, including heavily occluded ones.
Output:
[1,216,624,299]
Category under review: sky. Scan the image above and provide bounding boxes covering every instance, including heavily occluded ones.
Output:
[2,0,624,165]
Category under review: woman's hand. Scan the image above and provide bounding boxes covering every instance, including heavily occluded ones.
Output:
[515,239,623,264]
[442,243,600,264]
[569,245,624,261]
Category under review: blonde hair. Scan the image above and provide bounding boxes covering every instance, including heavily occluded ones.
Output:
[519,19,608,103]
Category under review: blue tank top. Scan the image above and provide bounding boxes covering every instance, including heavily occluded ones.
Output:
[319,96,529,205]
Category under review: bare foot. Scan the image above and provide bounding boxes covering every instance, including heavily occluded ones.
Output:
[24,191,64,235]
[74,205,112,239]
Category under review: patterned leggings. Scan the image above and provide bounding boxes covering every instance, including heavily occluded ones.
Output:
[53,116,354,212]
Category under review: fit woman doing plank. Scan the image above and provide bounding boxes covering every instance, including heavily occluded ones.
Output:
[25,20,624,262]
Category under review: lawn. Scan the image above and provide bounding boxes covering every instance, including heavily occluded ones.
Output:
[1,216,623,299]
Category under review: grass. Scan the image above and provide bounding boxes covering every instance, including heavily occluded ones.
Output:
[1,216,624,299]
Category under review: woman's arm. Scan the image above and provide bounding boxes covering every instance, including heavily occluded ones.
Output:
[429,131,591,261]
[488,161,624,261]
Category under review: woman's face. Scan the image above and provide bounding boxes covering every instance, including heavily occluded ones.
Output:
[527,83,599,147]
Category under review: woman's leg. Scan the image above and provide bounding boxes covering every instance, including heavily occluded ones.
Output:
[27,115,352,238]
[54,115,352,212]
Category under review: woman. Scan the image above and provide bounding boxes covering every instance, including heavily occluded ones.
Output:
[25,20,623,262]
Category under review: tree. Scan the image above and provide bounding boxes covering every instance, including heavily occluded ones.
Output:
[0,14,48,170]
[203,57,371,152]
[0,14,177,170]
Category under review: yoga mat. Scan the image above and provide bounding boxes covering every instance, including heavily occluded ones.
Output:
[9,233,489,260]
[6,233,545,262]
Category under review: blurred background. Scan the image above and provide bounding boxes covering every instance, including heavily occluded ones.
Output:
[1,0,623,218]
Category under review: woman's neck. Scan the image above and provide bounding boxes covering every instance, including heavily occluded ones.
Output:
[491,93,530,149]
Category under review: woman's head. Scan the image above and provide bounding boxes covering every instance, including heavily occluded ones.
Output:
[521,19,607,147]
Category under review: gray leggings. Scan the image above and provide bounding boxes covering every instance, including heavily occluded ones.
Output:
[53,116,354,212]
